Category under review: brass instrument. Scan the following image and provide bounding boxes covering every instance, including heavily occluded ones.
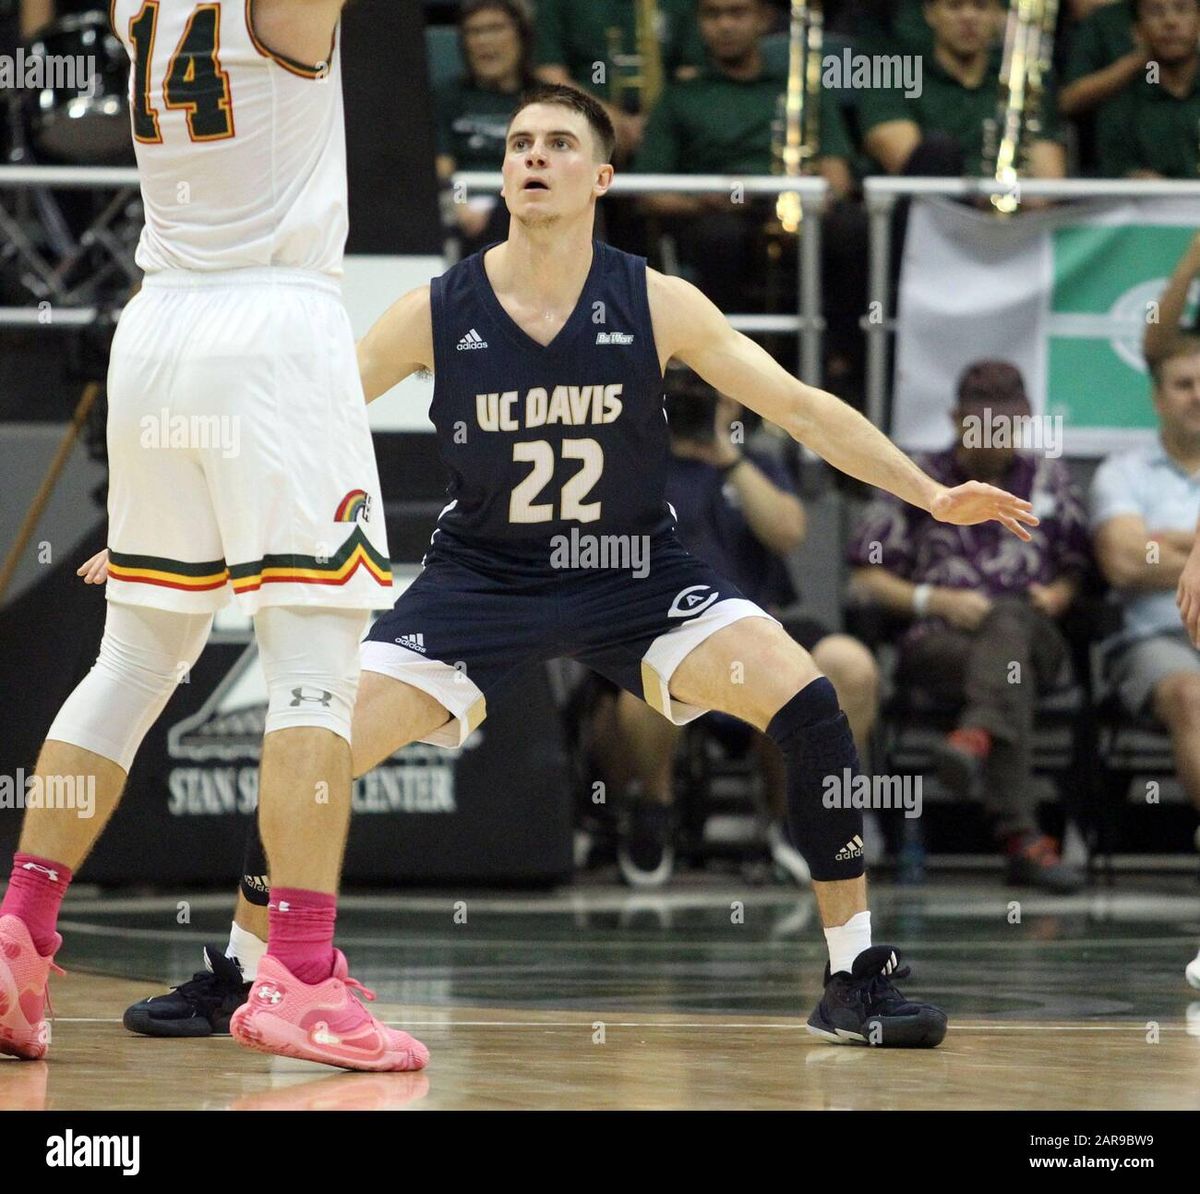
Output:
[772,0,823,234]
[606,0,664,114]
[983,0,1058,215]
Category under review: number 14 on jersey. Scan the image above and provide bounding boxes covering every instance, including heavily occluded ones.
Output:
[128,2,235,144]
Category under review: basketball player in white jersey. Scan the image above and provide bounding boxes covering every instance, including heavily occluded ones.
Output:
[0,1,429,1073]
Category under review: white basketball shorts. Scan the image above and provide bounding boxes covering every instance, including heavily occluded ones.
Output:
[104,267,391,615]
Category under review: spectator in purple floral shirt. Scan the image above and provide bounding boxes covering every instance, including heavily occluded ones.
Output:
[847,361,1092,893]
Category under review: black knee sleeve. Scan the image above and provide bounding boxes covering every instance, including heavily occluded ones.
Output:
[239,817,269,907]
[765,677,866,882]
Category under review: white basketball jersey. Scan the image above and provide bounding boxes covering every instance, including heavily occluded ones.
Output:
[111,0,348,275]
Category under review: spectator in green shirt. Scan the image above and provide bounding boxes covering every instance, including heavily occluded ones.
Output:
[1060,0,1138,120]
[533,0,708,160]
[633,0,854,199]
[434,0,536,252]
[860,0,1066,183]
[631,0,863,381]
[1058,1,1137,174]
[1094,0,1200,178]
[842,0,937,57]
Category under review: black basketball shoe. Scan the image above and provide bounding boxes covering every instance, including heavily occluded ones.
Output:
[123,945,251,1037]
[617,794,675,888]
[807,945,948,1048]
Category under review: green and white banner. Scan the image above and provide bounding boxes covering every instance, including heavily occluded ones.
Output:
[893,197,1200,457]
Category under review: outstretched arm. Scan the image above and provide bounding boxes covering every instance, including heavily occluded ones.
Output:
[647,270,1037,539]
[356,284,435,404]
[1144,232,1200,367]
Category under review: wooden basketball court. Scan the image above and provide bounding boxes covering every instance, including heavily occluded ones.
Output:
[4,879,1199,1111]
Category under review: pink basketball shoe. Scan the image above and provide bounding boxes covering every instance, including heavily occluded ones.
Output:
[0,915,64,1061]
[230,951,429,1072]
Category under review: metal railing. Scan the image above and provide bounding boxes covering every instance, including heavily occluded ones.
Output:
[10,166,1200,430]
[862,176,1200,431]
[454,171,829,384]
[0,164,142,322]
[0,166,830,386]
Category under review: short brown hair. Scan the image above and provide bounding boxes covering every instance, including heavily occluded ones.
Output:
[955,359,1030,412]
[1150,334,1200,385]
[507,82,616,163]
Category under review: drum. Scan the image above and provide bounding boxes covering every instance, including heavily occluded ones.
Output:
[22,10,133,165]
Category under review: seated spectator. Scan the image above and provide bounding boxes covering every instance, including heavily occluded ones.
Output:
[1059,0,1138,121]
[840,0,937,56]
[1143,230,1200,367]
[434,0,536,255]
[586,372,880,888]
[634,0,853,201]
[849,361,1090,893]
[1094,0,1200,178]
[860,0,1066,182]
[1091,336,1200,844]
[632,0,862,379]
[533,0,707,161]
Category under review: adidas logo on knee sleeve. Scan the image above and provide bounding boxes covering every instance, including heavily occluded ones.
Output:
[835,836,864,862]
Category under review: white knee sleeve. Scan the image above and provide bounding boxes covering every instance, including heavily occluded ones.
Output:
[46,603,212,771]
[254,606,367,743]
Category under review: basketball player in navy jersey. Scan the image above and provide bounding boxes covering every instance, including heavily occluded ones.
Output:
[123,82,1037,1053]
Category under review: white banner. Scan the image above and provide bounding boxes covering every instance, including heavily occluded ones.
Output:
[343,253,444,434]
[893,196,1200,457]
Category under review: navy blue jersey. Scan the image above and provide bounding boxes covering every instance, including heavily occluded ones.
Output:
[428,240,672,549]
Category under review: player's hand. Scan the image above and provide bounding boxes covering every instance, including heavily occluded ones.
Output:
[930,587,991,630]
[1177,541,1200,646]
[930,481,1038,541]
[77,549,109,585]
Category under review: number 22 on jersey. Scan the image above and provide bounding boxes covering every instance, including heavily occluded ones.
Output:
[128,2,235,144]
[510,439,604,524]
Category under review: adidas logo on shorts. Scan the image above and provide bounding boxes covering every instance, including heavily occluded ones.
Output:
[835,835,864,862]
[395,633,426,654]
[456,329,488,351]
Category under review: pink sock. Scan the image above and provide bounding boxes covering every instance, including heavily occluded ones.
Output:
[1,853,73,956]
[266,887,337,984]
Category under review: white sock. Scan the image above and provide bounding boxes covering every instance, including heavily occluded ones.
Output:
[824,910,872,976]
[226,920,266,982]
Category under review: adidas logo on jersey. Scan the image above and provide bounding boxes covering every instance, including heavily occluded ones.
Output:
[596,331,634,345]
[395,633,427,654]
[835,835,864,862]
[457,329,488,351]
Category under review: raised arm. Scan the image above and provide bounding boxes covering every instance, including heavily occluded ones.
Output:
[1144,232,1200,367]
[646,270,1037,538]
[251,0,348,66]
[1057,50,1146,118]
[356,284,435,404]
